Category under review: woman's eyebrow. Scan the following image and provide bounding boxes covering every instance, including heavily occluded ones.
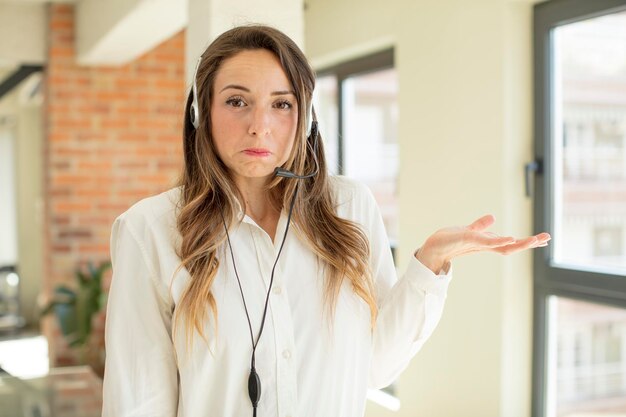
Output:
[270,90,295,96]
[219,84,295,96]
[220,84,250,93]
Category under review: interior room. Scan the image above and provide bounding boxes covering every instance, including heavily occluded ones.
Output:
[0,0,625,416]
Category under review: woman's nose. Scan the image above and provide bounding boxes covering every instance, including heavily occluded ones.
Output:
[247,106,271,137]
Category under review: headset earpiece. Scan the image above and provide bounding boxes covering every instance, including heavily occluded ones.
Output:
[306,101,318,138]
[190,56,202,129]
[305,101,313,137]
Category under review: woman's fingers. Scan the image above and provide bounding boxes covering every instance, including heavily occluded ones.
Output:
[467,214,496,231]
[492,236,543,255]
[535,232,551,243]
[425,217,553,263]
[467,230,515,248]
[462,231,551,256]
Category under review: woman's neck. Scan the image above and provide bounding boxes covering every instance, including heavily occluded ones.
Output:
[236,176,281,240]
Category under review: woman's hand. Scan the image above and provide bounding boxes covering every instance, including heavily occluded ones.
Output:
[414,214,551,274]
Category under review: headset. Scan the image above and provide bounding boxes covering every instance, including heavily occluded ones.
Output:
[190,54,319,416]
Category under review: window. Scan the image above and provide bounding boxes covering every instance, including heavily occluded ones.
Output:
[313,50,399,255]
[314,50,400,409]
[533,1,626,416]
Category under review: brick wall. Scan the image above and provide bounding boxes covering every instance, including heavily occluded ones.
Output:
[43,4,185,371]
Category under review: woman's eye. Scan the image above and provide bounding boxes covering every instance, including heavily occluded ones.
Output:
[274,100,293,110]
[226,97,246,107]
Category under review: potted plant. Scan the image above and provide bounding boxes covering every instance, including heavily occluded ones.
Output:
[40,260,111,375]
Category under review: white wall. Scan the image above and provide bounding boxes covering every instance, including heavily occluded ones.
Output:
[0,121,18,266]
[0,77,44,326]
[186,0,304,83]
[15,100,44,326]
[306,1,535,416]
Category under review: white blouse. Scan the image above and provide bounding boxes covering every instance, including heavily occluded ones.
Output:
[102,176,452,417]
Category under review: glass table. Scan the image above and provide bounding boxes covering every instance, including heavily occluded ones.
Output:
[0,366,102,417]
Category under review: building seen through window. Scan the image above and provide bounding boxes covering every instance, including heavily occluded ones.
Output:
[542,8,626,417]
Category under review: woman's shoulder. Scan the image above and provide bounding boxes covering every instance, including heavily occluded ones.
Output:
[114,186,182,232]
[329,175,375,203]
[328,175,377,216]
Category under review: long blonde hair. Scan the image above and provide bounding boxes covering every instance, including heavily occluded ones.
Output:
[174,25,377,350]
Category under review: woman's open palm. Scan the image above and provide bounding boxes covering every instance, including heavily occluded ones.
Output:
[417,214,551,272]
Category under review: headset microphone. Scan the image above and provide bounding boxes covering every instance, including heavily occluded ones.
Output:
[274,120,319,179]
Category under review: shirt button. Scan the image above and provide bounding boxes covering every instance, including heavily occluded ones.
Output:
[282,349,291,359]
[273,286,282,295]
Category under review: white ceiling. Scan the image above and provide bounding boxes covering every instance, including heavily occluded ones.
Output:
[0,0,78,3]
[0,0,187,68]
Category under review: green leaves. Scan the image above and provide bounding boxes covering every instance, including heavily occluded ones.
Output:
[40,260,111,349]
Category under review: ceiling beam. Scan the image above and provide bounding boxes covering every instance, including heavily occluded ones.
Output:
[76,0,187,66]
[0,65,43,100]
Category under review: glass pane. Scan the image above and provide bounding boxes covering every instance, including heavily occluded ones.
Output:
[547,296,626,416]
[552,11,626,274]
[0,127,18,265]
[342,68,399,245]
[313,75,339,175]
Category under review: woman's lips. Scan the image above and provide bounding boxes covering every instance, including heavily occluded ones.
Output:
[243,148,271,156]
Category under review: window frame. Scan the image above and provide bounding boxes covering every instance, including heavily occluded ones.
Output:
[315,51,400,403]
[315,49,394,175]
[532,0,626,415]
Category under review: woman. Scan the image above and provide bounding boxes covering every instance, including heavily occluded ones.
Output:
[102,25,550,416]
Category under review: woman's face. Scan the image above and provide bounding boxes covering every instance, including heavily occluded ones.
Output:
[210,49,299,187]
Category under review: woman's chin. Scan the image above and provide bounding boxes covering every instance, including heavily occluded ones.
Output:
[232,167,278,183]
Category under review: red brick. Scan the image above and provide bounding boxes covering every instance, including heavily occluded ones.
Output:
[76,103,110,114]
[53,118,92,129]
[157,161,181,171]
[52,245,71,253]
[50,133,71,142]
[58,229,92,239]
[52,4,74,16]
[56,146,91,157]
[117,160,149,168]
[78,161,112,170]
[95,91,132,101]
[77,215,115,225]
[52,216,71,225]
[136,64,169,75]
[52,174,88,186]
[74,189,111,199]
[117,132,150,142]
[116,77,150,89]
[54,202,93,213]
[50,46,75,58]
[154,79,184,91]
[155,134,181,143]
[78,244,110,253]
[45,4,186,370]
[153,52,183,63]
[50,188,73,198]
[99,118,131,129]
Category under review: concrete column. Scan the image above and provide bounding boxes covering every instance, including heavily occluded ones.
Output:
[185,0,305,84]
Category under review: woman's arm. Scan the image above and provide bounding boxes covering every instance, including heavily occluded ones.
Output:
[362,187,549,388]
[102,215,179,417]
